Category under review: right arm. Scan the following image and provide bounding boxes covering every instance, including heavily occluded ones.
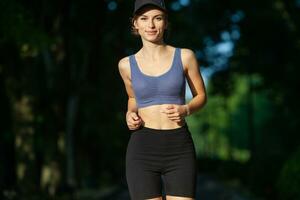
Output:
[118,57,142,130]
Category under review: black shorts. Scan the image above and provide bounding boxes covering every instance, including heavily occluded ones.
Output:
[125,125,197,200]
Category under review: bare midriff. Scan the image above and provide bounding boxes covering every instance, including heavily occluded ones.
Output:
[138,104,186,130]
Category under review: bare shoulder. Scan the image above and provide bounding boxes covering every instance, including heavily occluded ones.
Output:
[181,48,196,61]
[118,56,130,71]
[118,56,131,78]
[180,48,198,70]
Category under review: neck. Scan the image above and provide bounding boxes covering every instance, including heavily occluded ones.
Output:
[139,42,167,59]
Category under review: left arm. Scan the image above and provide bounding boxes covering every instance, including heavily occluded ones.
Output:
[162,48,207,122]
[182,48,207,115]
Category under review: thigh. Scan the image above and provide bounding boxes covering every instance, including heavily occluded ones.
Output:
[163,155,197,198]
[126,165,162,200]
[126,131,164,200]
[162,130,197,198]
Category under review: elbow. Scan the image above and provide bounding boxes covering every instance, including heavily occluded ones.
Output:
[203,93,207,106]
[193,93,207,109]
[197,93,207,110]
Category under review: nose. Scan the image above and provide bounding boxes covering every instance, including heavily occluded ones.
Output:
[147,19,155,28]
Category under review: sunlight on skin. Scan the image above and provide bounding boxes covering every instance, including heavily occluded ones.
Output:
[145,196,194,200]
[166,196,194,200]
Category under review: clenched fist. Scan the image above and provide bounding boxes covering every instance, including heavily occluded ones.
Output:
[126,111,142,130]
[160,104,189,123]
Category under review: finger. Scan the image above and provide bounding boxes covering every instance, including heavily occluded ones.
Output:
[168,114,182,119]
[129,118,139,124]
[132,120,141,125]
[127,119,135,125]
[132,115,140,121]
[167,113,180,117]
[128,124,139,130]
[132,117,142,124]
[129,126,134,130]
[128,124,134,130]
[170,119,181,123]
[169,117,182,122]
[134,123,141,129]
[129,112,139,120]
[161,105,172,112]
[166,104,174,109]
[129,126,138,130]
[164,108,176,114]
[168,107,179,113]
[168,117,181,121]
[128,121,136,127]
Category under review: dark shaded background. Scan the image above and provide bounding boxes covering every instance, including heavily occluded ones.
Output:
[0,0,300,199]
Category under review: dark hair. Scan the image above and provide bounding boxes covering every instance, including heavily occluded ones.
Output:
[130,6,169,37]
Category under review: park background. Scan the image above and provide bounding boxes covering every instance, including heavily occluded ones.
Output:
[0,0,300,199]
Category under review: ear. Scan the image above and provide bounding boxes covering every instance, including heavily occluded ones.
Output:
[133,19,138,29]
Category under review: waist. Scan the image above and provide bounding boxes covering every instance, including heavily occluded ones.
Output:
[140,124,188,132]
[138,104,186,130]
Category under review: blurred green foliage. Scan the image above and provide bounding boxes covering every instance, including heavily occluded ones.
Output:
[277,147,300,200]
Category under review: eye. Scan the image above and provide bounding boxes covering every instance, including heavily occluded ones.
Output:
[156,16,163,21]
[140,17,147,21]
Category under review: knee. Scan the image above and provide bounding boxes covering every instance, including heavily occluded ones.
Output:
[166,195,194,200]
[147,197,163,200]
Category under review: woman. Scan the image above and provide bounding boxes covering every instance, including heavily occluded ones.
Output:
[118,0,207,199]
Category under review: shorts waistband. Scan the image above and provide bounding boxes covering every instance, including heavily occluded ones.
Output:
[139,124,189,134]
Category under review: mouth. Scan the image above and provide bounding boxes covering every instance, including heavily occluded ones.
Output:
[146,31,157,35]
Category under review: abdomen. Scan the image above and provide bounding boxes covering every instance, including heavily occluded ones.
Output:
[138,104,186,129]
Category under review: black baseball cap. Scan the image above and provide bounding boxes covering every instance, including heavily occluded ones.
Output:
[134,0,166,14]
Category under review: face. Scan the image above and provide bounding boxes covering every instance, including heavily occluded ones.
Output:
[133,8,167,43]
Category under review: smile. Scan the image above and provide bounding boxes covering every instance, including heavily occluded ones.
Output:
[146,31,157,34]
